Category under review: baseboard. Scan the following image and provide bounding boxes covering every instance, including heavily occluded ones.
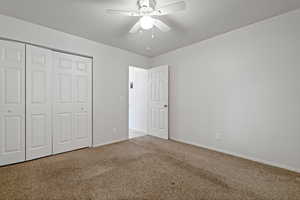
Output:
[171,137,300,174]
[92,138,128,148]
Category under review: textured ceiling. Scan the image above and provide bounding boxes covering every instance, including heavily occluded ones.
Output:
[0,0,300,57]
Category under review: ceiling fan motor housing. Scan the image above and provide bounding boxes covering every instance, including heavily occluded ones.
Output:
[138,0,157,13]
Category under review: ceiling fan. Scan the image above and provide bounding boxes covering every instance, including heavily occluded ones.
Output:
[106,0,186,33]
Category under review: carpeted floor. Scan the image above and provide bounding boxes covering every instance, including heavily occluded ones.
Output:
[0,136,299,200]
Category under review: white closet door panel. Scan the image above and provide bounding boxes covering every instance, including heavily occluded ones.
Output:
[0,40,24,68]
[72,56,92,150]
[26,45,52,160]
[53,52,92,154]
[0,40,25,166]
[53,52,74,154]
[53,110,73,153]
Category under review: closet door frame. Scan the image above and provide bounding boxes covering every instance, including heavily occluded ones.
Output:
[0,37,94,166]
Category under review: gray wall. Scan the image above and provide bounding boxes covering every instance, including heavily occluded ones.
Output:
[0,14,149,147]
[150,9,300,172]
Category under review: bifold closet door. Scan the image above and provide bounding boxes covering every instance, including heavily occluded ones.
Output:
[53,52,92,154]
[0,40,25,166]
[26,45,52,160]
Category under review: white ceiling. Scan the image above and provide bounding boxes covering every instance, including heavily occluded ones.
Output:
[0,0,300,57]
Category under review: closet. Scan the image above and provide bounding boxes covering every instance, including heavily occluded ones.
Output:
[0,40,92,166]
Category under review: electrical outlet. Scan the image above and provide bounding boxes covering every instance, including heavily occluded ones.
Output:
[216,132,222,141]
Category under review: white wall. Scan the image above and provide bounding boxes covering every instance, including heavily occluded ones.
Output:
[0,14,149,147]
[129,66,148,133]
[150,9,300,172]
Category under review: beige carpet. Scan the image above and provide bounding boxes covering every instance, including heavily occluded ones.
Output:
[0,136,299,200]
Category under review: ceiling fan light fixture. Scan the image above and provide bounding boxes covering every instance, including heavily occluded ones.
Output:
[140,16,154,30]
[107,0,186,33]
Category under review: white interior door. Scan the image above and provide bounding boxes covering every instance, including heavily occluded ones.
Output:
[148,65,169,139]
[53,52,92,154]
[26,45,52,160]
[0,40,25,166]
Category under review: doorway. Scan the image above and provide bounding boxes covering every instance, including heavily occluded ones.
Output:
[128,65,169,140]
[129,66,148,139]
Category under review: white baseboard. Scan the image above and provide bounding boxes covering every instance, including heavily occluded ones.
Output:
[171,137,300,174]
[92,138,127,148]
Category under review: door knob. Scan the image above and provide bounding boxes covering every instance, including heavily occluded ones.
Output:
[164,105,168,108]
[7,110,12,113]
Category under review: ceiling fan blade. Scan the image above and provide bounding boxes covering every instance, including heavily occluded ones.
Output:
[152,1,186,16]
[153,19,171,32]
[106,9,140,17]
[129,21,141,33]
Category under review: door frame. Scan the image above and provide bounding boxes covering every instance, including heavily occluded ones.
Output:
[127,65,169,140]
